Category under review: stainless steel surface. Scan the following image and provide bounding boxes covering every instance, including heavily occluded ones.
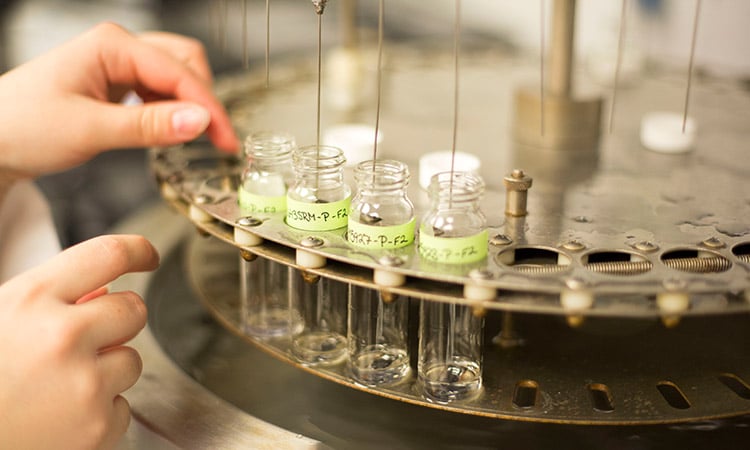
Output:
[186,233,750,425]
[152,45,750,317]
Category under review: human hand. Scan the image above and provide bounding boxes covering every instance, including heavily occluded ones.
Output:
[0,22,239,179]
[0,235,159,449]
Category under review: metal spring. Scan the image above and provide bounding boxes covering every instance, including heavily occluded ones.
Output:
[513,255,741,275]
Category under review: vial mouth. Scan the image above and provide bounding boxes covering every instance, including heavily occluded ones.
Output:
[294,145,347,170]
[354,159,410,189]
[244,131,296,158]
[429,171,485,202]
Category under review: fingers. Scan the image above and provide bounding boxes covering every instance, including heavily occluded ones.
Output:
[137,31,214,84]
[10,235,159,304]
[78,290,147,350]
[91,100,212,149]
[98,346,143,395]
[101,395,133,450]
[87,23,238,152]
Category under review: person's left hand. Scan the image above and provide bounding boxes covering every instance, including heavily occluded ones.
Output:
[0,22,239,180]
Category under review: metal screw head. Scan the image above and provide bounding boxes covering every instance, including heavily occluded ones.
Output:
[300,236,324,248]
[236,216,263,227]
[701,236,726,249]
[194,194,213,205]
[469,269,494,281]
[490,234,513,246]
[561,240,585,252]
[378,255,404,267]
[634,241,659,253]
[503,169,533,191]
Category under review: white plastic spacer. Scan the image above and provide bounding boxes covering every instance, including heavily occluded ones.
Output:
[189,204,213,223]
[296,248,326,269]
[656,291,689,314]
[373,269,405,288]
[161,182,180,201]
[561,288,594,312]
[463,283,496,302]
[234,227,263,247]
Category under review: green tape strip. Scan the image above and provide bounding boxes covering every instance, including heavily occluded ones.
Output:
[286,196,351,231]
[347,218,415,249]
[418,229,489,264]
[238,188,287,213]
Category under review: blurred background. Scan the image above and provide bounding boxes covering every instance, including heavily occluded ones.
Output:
[0,0,748,247]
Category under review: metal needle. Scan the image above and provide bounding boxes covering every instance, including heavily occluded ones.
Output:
[609,0,628,134]
[683,0,702,133]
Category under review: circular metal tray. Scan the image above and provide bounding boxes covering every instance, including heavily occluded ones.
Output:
[152,46,750,318]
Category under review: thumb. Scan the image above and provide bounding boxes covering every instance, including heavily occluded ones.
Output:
[94,101,211,150]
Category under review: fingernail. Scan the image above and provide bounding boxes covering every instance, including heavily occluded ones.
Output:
[172,105,210,137]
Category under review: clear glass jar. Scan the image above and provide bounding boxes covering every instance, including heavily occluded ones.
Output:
[347,160,414,386]
[417,171,488,403]
[239,131,295,212]
[238,131,302,338]
[286,145,351,231]
[288,145,351,365]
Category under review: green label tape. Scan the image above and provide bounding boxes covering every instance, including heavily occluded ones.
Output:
[286,196,351,231]
[238,188,287,213]
[347,218,415,249]
[418,229,489,264]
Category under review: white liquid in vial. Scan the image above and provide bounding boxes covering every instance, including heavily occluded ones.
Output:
[350,344,410,386]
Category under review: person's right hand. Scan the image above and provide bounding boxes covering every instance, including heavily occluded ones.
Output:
[0,234,159,449]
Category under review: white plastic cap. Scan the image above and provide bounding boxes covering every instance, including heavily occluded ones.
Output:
[640,112,696,154]
[418,151,481,190]
[323,124,382,167]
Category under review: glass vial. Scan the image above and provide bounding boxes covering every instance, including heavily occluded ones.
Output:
[347,160,415,386]
[418,171,488,403]
[238,131,302,338]
[287,145,351,365]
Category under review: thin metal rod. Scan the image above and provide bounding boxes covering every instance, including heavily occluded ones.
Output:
[266,0,271,86]
[549,0,576,97]
[242,0,249,69]
[683,0,702,133]
[449,0,461,206]
[372,0,384,171]
[316,13,323,149]
[609,0,628,134]
[540,0,545,136]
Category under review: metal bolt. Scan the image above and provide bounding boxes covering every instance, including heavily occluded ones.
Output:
[300,236,324,248]
[503,169,533,217]
[378,255,404,267]
[301,271,320,284]
[236,216,263,227]
[490,234,513,246]
[240,249,257,262]
[701,236,726,249]
[562,240,585,252]
[380,291,398,304]
[634,241,659,253]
